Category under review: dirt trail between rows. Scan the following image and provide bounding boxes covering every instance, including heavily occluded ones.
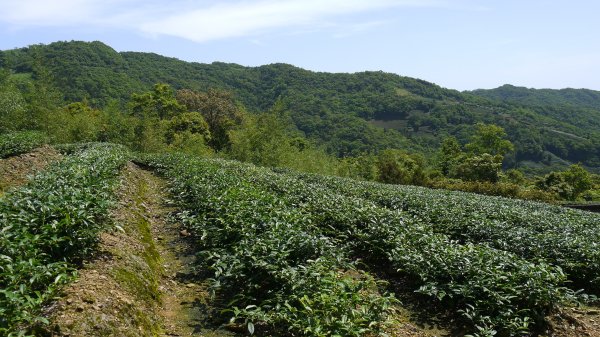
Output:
[45,163,232,336]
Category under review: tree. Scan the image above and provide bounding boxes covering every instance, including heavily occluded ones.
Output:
[466,123,514,158]
[128,84,186,152]
[27,47,63,131]
[338,153,378,181]
[376,149,427,185]
[562,164,593,199]
[437,136,462,176]
[97,100,136,145]
[129,83,185,120]
[228,112,291,167]
[0,90,27,133]
[176,88,244,150]
[163,111,212,155]
[47,102,103,143]
[452,153,502,183]
[503,169,526,185]
[535,164,593,200]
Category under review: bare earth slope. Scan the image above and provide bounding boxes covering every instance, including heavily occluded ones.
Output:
[0,145,61,194]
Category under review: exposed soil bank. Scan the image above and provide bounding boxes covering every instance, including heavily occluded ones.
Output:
[0,145,61,193]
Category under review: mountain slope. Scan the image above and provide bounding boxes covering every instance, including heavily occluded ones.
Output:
[471,84,600,110]
[1,41,599,170]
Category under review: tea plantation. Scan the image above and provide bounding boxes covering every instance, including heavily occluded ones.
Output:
[2,144,600,336]
[142,153,600,336]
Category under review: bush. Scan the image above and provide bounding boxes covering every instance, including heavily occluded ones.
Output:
[0,143,128,335]
[0,131,47,158]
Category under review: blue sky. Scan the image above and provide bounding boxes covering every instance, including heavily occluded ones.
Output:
[0,0,598,91]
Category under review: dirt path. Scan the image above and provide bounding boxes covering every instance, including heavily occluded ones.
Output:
[147,166,233,337]
[45,163,232,336]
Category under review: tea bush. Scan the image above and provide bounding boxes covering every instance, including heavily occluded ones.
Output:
[0,143,128,336]
[0,131,47,158]
[145,155,575,336]
[144,154,397,336]
[291,172,600,293]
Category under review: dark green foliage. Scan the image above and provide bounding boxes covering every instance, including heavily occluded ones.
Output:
[6,41,600,171]
[376,149,427,185]
[0,131,47,158]
[129,83,185,120]
[227,111,339,174]
[143,154,579,336]
[175,88,243,150]
[465,123,514,157]
[437,136,462,175]
[472,84,600,111]
[0,143,128,335]
[452,153,503,183]
[0,90,27,133]
[142,154,396,336]
[235,163,572,336]
[536,164,593,200]
[291,170,600,295]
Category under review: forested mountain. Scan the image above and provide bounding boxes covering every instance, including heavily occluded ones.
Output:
[472,84,600,110]
[1,40,599,171]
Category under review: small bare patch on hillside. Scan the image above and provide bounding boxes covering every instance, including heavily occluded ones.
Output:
[0,145,61,193]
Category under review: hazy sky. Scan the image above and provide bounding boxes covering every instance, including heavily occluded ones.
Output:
[0,0,598,91]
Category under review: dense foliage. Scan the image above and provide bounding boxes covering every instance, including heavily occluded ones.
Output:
[143,154,397,336]
[0,131,46,158]
[143,154,582,336]
[0,143,128,336]
[2,41,600,171]
[288,171,600,293]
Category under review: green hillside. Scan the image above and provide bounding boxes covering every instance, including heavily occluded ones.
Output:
[471,84,600,110]
[1,40,600,170]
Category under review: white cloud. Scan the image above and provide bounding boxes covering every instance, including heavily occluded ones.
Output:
[0,0,101,25]
[0,0,444,41]
[331,20,390,39]
[140,0,439,42]
[0,0,159,27]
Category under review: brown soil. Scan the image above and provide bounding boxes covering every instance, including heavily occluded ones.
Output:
[44,163,164,336]
[44,163,232,337]
[544,306,600,337]
[0,145,61,193]
[148,167,233,337]
[384,306,452,337]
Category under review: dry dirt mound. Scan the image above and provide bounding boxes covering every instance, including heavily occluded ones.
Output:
[44,163,164,336]
[0,145,61,193]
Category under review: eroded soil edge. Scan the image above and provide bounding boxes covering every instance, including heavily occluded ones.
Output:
[0,145,61,194]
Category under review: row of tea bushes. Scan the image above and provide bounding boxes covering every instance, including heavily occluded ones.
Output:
[0,143,129,336]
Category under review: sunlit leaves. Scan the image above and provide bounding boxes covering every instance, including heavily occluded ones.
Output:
[0,143,128,335]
